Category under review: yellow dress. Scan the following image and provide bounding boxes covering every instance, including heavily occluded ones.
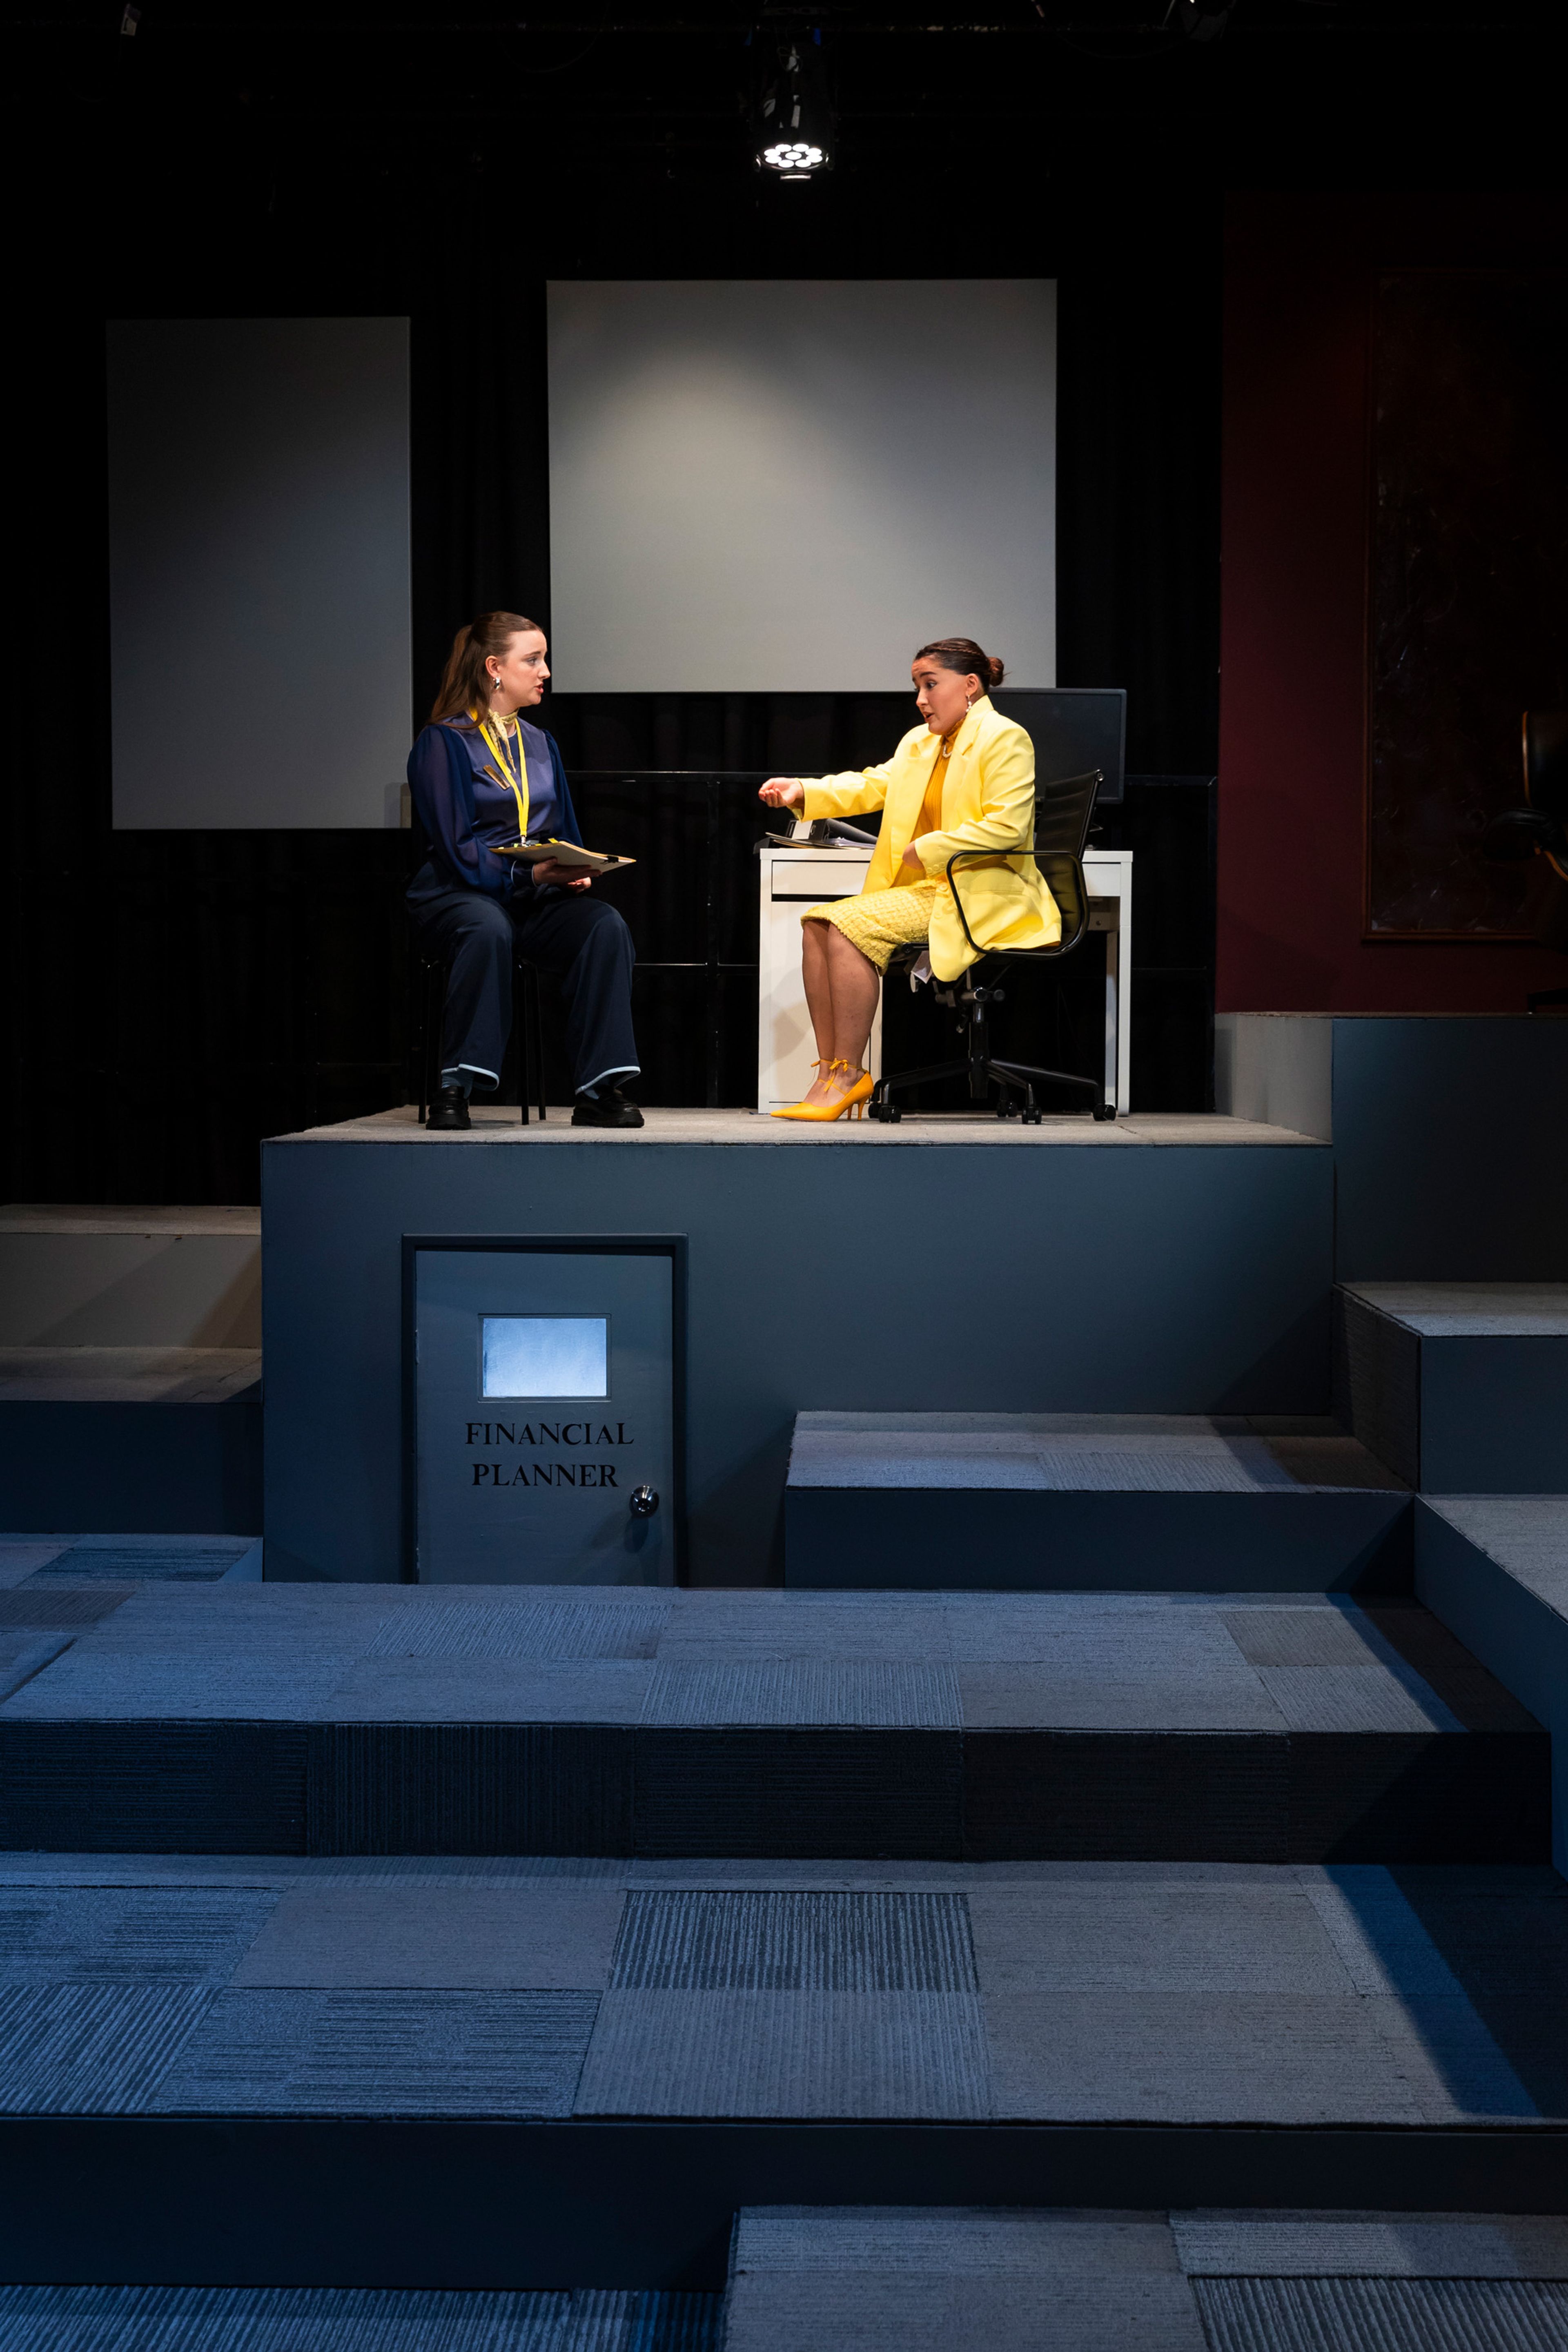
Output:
[795,695,1057,983]
[802,759,948,973]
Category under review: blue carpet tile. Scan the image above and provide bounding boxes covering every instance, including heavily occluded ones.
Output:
[0,2284,723,2350]
[22,1541,254,1583]
[154,1987,601,2115]
[0,1982,213,2112]
[1195,2274,1568,2350]
[576,1985,993,2118]
[365,1597,673,1661]
[0,1888,279,1982]
[609,1889,979,1990]
[0,1588,133,1628]
[639,1660,963,1728]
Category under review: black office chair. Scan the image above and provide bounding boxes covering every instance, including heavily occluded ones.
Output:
[409,941,548,1124]
[868,766,1113,1125]
[1480,711,1568,1011]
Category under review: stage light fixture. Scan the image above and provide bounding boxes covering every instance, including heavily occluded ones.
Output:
[755,29,833,181]
[1165,0,1233,39]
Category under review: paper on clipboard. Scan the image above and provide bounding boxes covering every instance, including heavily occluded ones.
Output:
[493,839,636,875]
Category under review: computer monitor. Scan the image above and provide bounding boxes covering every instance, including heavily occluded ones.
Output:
[992,688,1127,806]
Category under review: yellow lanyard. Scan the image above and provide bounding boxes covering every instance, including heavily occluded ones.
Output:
[473,708,530,842]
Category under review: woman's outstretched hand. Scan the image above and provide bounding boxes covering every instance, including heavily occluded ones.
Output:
[532,859,592,891]
[759,779,804,811]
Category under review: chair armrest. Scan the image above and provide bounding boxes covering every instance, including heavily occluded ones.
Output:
[944,847,1089,959]
[943,849,997,957]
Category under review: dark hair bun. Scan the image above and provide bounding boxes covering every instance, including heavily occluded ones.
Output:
[913,635,1004,693]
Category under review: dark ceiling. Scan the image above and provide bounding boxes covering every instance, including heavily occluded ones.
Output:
[5,0,1563,292]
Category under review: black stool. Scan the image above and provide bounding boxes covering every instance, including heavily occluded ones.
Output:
[410,944,548,1125]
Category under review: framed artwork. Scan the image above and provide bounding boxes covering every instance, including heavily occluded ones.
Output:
[1367,269,1568,936]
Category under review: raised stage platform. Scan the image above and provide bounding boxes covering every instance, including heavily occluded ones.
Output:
[262,1107,1331,1588]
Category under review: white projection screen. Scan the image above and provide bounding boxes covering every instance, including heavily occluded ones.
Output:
[108,316,412,829]
[547,280,1055,694]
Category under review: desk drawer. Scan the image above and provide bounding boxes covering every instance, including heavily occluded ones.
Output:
[769,859,869,902]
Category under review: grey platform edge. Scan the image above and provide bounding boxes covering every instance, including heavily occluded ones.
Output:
[1215,1013,1568,1283]
[1335,1285,1568,1494]
[0,1395,263,1535]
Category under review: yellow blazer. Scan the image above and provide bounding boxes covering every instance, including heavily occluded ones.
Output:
[798,695,1058,983]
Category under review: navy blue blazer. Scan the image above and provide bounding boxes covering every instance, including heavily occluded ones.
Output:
[406,716,585,904]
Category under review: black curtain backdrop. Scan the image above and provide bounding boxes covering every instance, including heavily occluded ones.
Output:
[411,287,554,722]
[1057,237,1222,777]
[1,194,1220,1202]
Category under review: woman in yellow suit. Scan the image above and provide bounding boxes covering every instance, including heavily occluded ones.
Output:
[758,636,1059,1121]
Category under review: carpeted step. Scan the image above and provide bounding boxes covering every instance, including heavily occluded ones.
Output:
[724,2207,1568,2351]
[6,1860,1568,2287]
[0,1583,1544,1862]
[784,1414,1410,1592]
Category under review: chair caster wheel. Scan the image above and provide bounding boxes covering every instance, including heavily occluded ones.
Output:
[886,1105,902,1123]
[1023,1109,1042,1126]
[1093,1104,1116,1122]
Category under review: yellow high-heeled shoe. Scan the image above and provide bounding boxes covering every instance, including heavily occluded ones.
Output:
[771,1059,827,1120]
[772,1058,875,1122]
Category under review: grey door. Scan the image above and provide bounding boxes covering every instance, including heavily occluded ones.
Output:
[413,1247,675,1585]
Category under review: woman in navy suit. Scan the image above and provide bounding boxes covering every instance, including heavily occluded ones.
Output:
[406,612,641,1129]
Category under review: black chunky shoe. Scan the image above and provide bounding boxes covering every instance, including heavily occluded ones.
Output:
[426,1085,471,1131]
[571,1084,644,1129]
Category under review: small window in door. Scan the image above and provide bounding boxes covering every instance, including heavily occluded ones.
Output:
[481,1316,608,1399]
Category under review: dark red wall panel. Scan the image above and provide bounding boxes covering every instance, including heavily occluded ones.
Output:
[1216,194,1568,1013]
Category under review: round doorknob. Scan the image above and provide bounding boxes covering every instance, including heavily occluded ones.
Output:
[629,1485,659,1518]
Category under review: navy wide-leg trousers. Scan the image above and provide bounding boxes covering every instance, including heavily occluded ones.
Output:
[408,871,638,1096]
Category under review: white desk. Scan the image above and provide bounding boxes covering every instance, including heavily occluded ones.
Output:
[757,844,1132,1115]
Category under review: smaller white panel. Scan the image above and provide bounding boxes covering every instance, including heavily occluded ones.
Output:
[482,1316,608,1399]
[109,316,412,829]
